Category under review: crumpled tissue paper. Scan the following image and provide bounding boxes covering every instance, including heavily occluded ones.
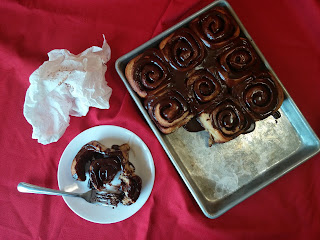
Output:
[23,35,112,145]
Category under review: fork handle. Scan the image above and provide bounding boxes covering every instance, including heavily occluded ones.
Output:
[17,182,80,197]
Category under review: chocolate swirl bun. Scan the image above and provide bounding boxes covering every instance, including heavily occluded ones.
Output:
[125,49,170,98]
[232,73,284,120]
[217,38,260,87]
[71,141,107,181]
[199,98,255,144]
[186,68,227,113]
[189,7,240,49]
[72,142,143,207]
[145,89,193,134]
[89,154,123,191]
[159,28,205,71]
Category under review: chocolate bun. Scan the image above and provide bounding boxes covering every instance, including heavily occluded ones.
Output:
[71,141,107,181]
[189,7,240,49]
[160,28,205,72]
[145,89,193,134]
[217,38,261,87]
[199,97,255,144]
[89,156,122,191]
[72,141,142,206]
[186,68,227,113]
[232,73,284,120]
[125,49,170,98]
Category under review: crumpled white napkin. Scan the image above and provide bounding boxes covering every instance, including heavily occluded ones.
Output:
[23,35,112,145]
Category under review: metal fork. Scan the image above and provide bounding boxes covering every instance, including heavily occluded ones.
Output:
[17,182,112,206]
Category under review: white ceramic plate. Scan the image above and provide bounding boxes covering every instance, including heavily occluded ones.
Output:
[57,125,155,224]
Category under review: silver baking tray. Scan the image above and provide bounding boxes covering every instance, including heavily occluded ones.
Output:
[115,0,320,218]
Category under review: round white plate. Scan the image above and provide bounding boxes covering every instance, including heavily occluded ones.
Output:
[57,125,155,224]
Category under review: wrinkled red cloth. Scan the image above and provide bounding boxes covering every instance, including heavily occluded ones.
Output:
[1,0,320,239]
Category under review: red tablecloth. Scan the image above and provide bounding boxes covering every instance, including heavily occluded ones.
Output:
[1,0,320,239]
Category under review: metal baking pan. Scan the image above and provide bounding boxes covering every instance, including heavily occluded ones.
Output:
[115,0,320,218]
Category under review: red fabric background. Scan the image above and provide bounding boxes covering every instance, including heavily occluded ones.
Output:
[1,0,320,239]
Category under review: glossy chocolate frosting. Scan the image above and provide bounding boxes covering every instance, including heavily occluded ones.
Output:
[71,141,106,181]
[128,49,171,98]
[232,73,284,120]
[160,28,206,71]
[89,156,122,191]
[206,97,255,138]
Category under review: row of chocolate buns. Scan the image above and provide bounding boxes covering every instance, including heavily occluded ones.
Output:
[125,6,284,145]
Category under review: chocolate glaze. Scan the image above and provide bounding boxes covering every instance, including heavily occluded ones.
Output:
[207,97,255,138]
[89,156,122,191]
[72,142,106,181]
[185,67,227,114]
[272,111,281,120]
[145,89,192,134]
[232,73,284,120]
[131,48,171,97]
[161,28,206,71]
[189,6,240,49]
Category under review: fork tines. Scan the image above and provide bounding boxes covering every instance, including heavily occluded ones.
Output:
[92,190,124,207]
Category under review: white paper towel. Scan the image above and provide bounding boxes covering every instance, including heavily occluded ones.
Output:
[23,35,112,145]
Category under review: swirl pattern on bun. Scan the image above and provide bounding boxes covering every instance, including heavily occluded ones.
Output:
[232,73,284,120]
[160,28,205,72]
[186,68,227,112]
[125,49,170,98]
[198,97,255,144]
[145,89,193,134]
[217,38,260,87]
[89,153,123,191]
[71,141,107,181]
[190,7,240,49]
